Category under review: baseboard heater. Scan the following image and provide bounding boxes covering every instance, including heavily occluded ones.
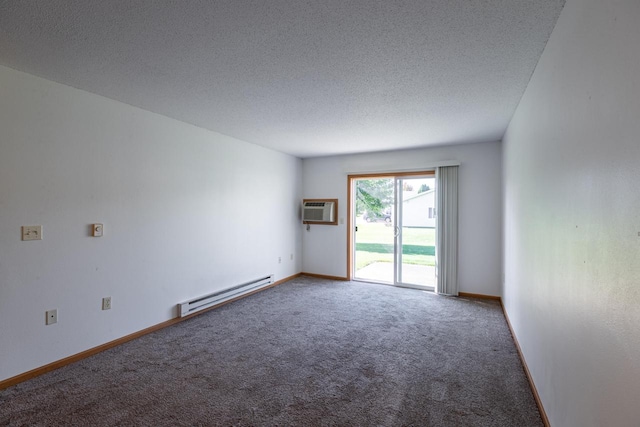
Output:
[178,274,274,318]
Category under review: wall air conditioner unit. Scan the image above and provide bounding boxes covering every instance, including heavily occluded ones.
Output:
[302,199,338,225]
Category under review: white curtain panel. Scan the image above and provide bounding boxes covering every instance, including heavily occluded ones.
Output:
[436,166,459,296]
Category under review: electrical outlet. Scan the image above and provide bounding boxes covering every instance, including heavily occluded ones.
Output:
[46,309,57,325]
[22,225,43,241]
[102,297,111,310]
[290,253,293,261]
[278,256,282,264]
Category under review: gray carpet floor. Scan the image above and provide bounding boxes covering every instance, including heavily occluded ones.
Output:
[1,277,542,426]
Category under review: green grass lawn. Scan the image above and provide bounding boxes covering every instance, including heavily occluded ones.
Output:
[355,222,435,270]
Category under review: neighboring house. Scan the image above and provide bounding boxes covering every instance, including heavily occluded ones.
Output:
[402,189,435,228]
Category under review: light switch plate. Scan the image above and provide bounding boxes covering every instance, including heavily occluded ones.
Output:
[22,225,42,241]
[92,223,104,237]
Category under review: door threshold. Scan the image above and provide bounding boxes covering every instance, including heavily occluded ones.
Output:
[352,278,394,286]
[396,283,435,292]
[353,278,434,292]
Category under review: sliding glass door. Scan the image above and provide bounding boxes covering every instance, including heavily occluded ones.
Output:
[351,173,436,290]
[394,176,436,288]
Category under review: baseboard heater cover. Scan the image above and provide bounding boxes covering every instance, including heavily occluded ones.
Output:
[178,274,274,317]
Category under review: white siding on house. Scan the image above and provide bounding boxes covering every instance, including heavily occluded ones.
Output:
[402,190,435,228]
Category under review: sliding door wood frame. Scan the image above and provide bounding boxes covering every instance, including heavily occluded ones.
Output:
[347,170,435,280]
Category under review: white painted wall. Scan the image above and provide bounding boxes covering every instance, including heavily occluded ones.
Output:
[302,142,502,296]
[502,1,640,425]
[0,66,302,382]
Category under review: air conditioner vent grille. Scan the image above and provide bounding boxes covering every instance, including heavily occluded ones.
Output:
[302,199,337,224]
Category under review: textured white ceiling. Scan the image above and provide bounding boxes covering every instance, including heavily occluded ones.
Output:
[0,1,565,158]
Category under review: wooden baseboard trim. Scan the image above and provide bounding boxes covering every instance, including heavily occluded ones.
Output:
[501,302,550,427]
[458,292,501,301]
[0,273,301,391]
[301,272,349,281]
[458,292,549,425]
[0,317,183,391]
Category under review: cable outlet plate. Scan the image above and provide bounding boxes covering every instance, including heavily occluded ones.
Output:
[46,309,57,325]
